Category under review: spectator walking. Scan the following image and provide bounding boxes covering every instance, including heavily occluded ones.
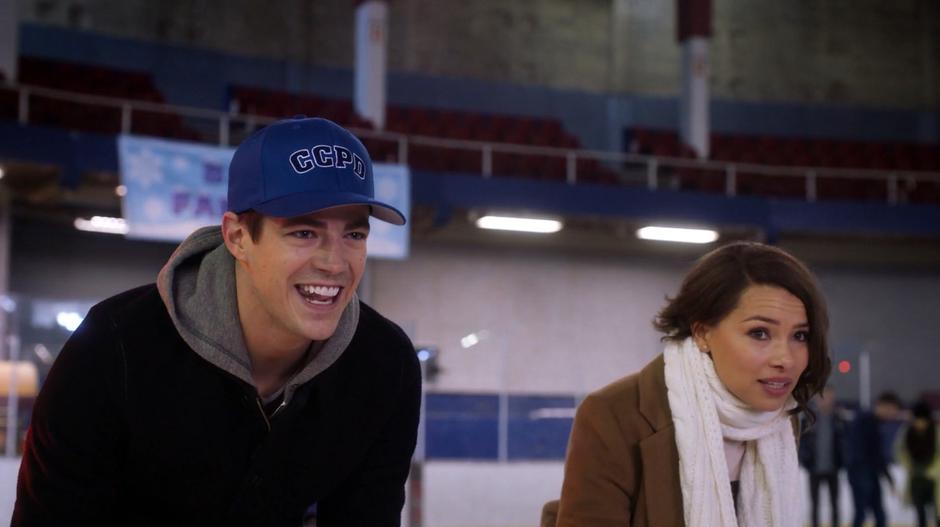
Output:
[896,400,939,527]
[799,386,845,527]
[845,391,901,527]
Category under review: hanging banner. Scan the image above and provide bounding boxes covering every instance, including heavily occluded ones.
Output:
[117,135,410,259]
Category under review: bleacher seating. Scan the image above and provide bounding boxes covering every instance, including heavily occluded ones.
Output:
[4,56,936,202]
[6,56,200,141]
[629,128,940,203]
[229,85,618,185]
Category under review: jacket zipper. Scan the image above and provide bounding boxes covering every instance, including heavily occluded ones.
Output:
[254,396,288,432]
[254,397,271,432]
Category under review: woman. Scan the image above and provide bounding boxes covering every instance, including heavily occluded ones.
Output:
[554,241,830,527]
[895,400,939,527]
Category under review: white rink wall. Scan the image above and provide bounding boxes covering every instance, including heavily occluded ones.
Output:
[0,458,920,526]
[416,461,916,527]
[0,458,17,521]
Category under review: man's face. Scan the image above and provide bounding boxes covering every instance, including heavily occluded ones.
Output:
[233,205,370,350]
[874,401,900,421]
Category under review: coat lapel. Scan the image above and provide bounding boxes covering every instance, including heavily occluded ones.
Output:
[636,355,684,526]
[639,428,683,525]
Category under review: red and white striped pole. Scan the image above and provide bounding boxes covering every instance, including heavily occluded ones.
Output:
[677,0,712,159]
[354,0,388,129]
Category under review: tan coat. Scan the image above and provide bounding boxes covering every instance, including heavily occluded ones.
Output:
[554,354,684,526]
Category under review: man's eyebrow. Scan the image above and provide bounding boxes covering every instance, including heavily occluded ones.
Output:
[347,217,371,230]
[280,217,323,228]
[280,216,371,230]
[741,316,809,328]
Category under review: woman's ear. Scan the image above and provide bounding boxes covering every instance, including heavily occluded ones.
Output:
[691,322,711,353]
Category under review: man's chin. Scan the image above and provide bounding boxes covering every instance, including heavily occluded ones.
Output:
[300,318,343,342]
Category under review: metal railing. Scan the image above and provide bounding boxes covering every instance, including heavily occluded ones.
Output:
[2,81,939,204]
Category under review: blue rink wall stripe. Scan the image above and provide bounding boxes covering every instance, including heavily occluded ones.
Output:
[425,393,576,461]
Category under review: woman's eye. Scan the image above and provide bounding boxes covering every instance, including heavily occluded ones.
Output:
[748,328,770,340]
[794,330,810,342]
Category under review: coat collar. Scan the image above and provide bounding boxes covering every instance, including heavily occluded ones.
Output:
[636,353,685,526]
[637,354,672,431]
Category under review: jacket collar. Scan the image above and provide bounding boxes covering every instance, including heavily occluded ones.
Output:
[636,353,685,526]
[637,354,672,431]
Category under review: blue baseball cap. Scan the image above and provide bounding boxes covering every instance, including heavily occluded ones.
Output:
[227,116,406,225]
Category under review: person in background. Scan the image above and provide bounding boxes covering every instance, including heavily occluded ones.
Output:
[552,241,831,527]
[845,391,901,527]
[799,386,845,527]
[895,400,939,527]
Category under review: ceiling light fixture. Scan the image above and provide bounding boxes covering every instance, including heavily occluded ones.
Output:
[74,216,129,235]
[475,215,563,234]
[636,226,718,244]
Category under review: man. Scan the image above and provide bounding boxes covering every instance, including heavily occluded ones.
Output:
[845,391,901,527]
[13,117,422,526]
[799,386,845,527]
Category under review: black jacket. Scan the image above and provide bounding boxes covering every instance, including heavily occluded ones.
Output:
[13,284,421,526]
[798,410,845,474]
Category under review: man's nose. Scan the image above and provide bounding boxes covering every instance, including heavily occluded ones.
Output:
[311,238,345,274]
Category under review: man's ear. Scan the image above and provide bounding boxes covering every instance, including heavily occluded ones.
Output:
[221,211,249,262]
[691,322,711,353]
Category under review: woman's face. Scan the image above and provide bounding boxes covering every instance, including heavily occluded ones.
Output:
[695,284,811,412]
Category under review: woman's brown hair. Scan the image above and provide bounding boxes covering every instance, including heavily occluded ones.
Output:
[653,241,831,420]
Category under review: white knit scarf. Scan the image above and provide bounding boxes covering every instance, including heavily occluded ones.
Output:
[663,338,802,527]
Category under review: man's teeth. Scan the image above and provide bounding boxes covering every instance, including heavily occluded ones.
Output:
[300,285,341,297]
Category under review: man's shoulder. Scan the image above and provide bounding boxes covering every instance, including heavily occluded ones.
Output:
[355,301,413,349]
[87,284,167,331]
[346,301,419,381]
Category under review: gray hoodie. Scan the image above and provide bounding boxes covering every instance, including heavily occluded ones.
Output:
[156,225,358,406]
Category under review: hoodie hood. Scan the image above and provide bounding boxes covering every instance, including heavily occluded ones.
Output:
[156,226,359,402]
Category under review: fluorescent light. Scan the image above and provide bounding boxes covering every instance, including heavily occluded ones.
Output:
[460,333,480,349]
[74,216,129,235]
[33,344,54,364]
[637,226,718,244]
[56,312,84,332]
[529,407,577,420]
[460,330,490,349]
[475,215,562,234]
[0,295,15,313]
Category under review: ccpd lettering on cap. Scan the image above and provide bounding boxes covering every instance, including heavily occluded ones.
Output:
[289,144,366,179]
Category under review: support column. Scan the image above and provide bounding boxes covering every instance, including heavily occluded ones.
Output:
[0,0,18,81]
[677,0,711,159]
[0,186,10,364]
[354,0,389,129]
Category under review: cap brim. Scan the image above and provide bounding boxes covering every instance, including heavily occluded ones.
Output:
[250,191,407,225]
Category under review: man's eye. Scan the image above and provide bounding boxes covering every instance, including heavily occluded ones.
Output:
[291,230,315,239]
[348,231,368,241]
